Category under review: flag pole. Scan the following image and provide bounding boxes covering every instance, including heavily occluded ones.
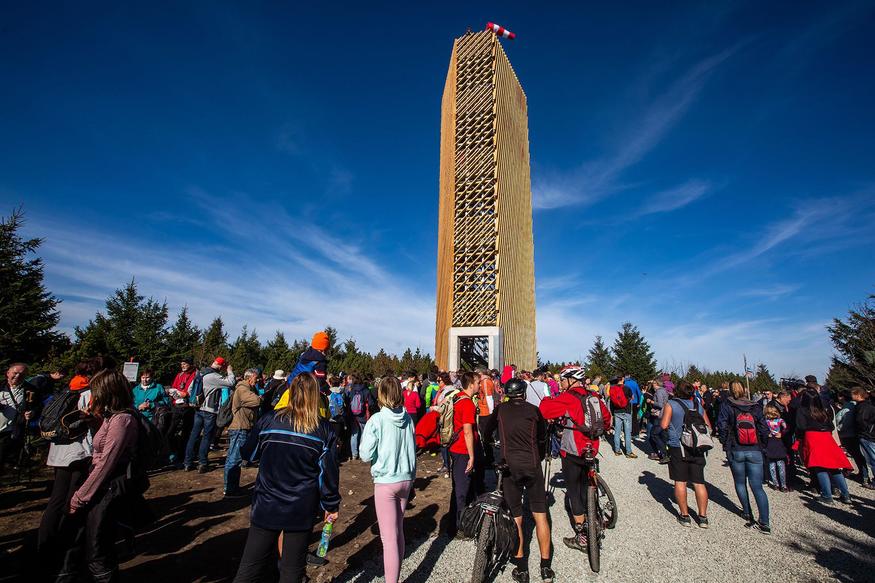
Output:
[743,354,751,399]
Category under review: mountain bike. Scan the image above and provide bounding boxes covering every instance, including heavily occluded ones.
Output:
[460,463,518,583]
[579,444,617,573]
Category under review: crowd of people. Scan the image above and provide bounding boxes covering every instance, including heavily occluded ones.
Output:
[2,329,874,583]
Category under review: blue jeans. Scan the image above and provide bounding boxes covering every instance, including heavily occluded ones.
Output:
[814,469,849,501]
[647,418,667,458]
[350,418,364,458]
[768,460,786,488]
[224,429,249,493]
[860,438,875,481]
[729,449,770,526]
[184,411,217,468]
[613,412,633,454]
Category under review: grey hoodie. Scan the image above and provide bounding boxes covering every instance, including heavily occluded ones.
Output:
[200,367,236,414]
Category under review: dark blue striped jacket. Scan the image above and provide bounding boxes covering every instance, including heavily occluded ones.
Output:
[241,412,340,531]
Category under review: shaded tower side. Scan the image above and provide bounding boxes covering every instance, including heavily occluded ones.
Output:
[494,39,536,370]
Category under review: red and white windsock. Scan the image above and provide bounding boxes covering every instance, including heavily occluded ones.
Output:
[486,22,516,40]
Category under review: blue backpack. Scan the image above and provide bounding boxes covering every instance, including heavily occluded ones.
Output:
[286,358,319,386]
[328,392,345,418]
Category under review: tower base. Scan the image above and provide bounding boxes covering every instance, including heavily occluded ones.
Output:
[447,326,503,371]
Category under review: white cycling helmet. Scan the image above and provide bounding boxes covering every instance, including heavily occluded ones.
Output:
[559,365,586,381]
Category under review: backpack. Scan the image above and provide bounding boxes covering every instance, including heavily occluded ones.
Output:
[610,385,629,410]
[439,388,462,446]
[568,392,605,438]
[734,408,759,446]
[216,397,234,428]
[130,409,168,475]
[328,392,345,418]
[350,390,365,416]
[673,398,714,454]
[39,390,90,443]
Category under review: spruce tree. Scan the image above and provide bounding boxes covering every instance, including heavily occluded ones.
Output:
[585,335,614,380]
[165,307,201,377]
[373,348,394,377]
[750,363,778,395]
[0,209,63,368]
[198,317,229,366]
[263,331,293,375]
[827,292,875,390]
[611,322,657,384]
[230,326,262,372]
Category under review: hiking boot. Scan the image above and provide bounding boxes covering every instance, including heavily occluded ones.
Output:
[819,497,834,506]
[658,457,669,465]
[862,481,875,490]
[613,450,622,456]
[839,495,852,505]
[183,465,194,472]
[780,486,790,493]
[562,524,588,552]
[677,514,692,527]
[198,465,209,474]
[540,566,555,583]
[647,453,661,461]
[754,522,771,535]
[697,516,709,529]
[625,452,638,459]
[511,567,530,583]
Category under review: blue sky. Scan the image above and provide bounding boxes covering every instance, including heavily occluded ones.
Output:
[3,2,874,378]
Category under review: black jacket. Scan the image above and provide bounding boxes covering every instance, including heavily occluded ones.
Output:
[855,399,875,441]
[717,398,770,452]
[346,384,376,424]
[482,399,546,470]
[242,413,340,531]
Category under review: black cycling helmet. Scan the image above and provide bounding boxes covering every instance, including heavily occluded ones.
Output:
[504,378,527,398]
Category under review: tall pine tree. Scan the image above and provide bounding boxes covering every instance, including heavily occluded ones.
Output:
[262,331,294,375]
[586,336,614,380]
[198,317,229,366]
[229,326,262,372]
[164,307,201,380]
[0,209,63,368]
[611,322,657,384]
[827,292,875,390]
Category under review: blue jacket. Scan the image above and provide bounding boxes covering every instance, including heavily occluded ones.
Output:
[717,397,770,453]
[242,412,340,531]
[625,379,642,405]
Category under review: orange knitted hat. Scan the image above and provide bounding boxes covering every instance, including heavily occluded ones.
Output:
[311,331,330,351]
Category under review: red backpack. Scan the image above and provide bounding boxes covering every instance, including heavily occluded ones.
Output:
[734,409,759,446]
[610,385,629,410]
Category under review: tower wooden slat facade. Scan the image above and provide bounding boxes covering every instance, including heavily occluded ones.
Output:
[436,30,536,371]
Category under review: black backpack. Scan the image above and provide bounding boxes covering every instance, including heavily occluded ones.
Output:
[216,397,234,428]
[129,409,168,476]
[39,390,91,444]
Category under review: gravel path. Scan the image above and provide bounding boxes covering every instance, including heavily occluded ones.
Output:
[338,437,875,583]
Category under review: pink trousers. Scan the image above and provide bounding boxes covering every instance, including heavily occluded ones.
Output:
[374,480,413,583]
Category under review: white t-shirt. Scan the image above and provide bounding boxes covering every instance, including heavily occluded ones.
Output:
[525,380,550,407]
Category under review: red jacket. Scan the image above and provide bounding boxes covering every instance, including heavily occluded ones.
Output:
[540,387,612,458]
[171,370,198,398]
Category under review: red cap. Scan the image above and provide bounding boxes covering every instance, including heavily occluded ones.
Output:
[214,357,227,366]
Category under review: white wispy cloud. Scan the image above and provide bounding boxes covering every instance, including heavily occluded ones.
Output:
[636,179,712,216]
[532,44,745,210]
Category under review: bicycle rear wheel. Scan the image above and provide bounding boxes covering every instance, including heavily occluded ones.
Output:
[586,485,601,573]
[597,474,618,529]
[471,517,492,583]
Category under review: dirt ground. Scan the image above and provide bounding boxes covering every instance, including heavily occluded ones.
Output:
[0,445,454,583]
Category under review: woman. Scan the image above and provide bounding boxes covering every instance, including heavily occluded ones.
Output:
[131,369,170,423]
[38,359,94,580]
[717,381,771,533]
[234,373,340,583]
[359,377,416,583]
[795,390,852,505]
[69,368,140,583]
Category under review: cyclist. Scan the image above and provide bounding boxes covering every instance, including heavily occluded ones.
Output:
[481,378,554,583]
[539,365,612,552]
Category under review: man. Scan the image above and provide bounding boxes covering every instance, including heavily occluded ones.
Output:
[450,371,485,536]
[661,381,712,528]
[852,387,875,490]
[184,357,235,473]
[624,375,643,435]
[224,368,262,496]
[526,370,550,408]
[481,378,553,583]
[609,376,636,458]
[540,365,611,552]
[646,380,670,463]
[347,374,376,460]
[167,357,201,464]
[1,363,36,470]
[27,367,66,401]
[477,367,497,465]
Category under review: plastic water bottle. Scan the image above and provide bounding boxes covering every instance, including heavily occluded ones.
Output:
[316,516,335,558]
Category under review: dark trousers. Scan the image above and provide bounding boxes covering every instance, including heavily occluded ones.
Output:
[840,435,869,482]
[38,459,90,580]
[184,411,217,468]
[631,404,641,434]
[478,415,495,466]
[168,405,194,460]
[233,525,309,583]
[562,454,589,516]
[648,419,667,458]
[450,451,485,526]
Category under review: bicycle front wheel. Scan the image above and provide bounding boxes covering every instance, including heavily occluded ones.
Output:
[471,517,492,583]
[586,485,601,573]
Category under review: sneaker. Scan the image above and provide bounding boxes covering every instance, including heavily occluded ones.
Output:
[647,453,661,461]
[819,497,835,506]
[780,486,790,493]
[754,522,771,535]
[625,452,638,459]
[198,465,209,474]
[511,567,530,583]
[658,457,669,465]
[613,451,622,456]
[540,566,555,583]
[862,481,875,490]
[697,516,709,529]
[677,514,692,527]
[839,495,852,505]
[183,465,194,472]
[741,511,752,522]
[562,525,588,551]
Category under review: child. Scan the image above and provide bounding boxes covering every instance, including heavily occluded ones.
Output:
[764,405,789,491]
